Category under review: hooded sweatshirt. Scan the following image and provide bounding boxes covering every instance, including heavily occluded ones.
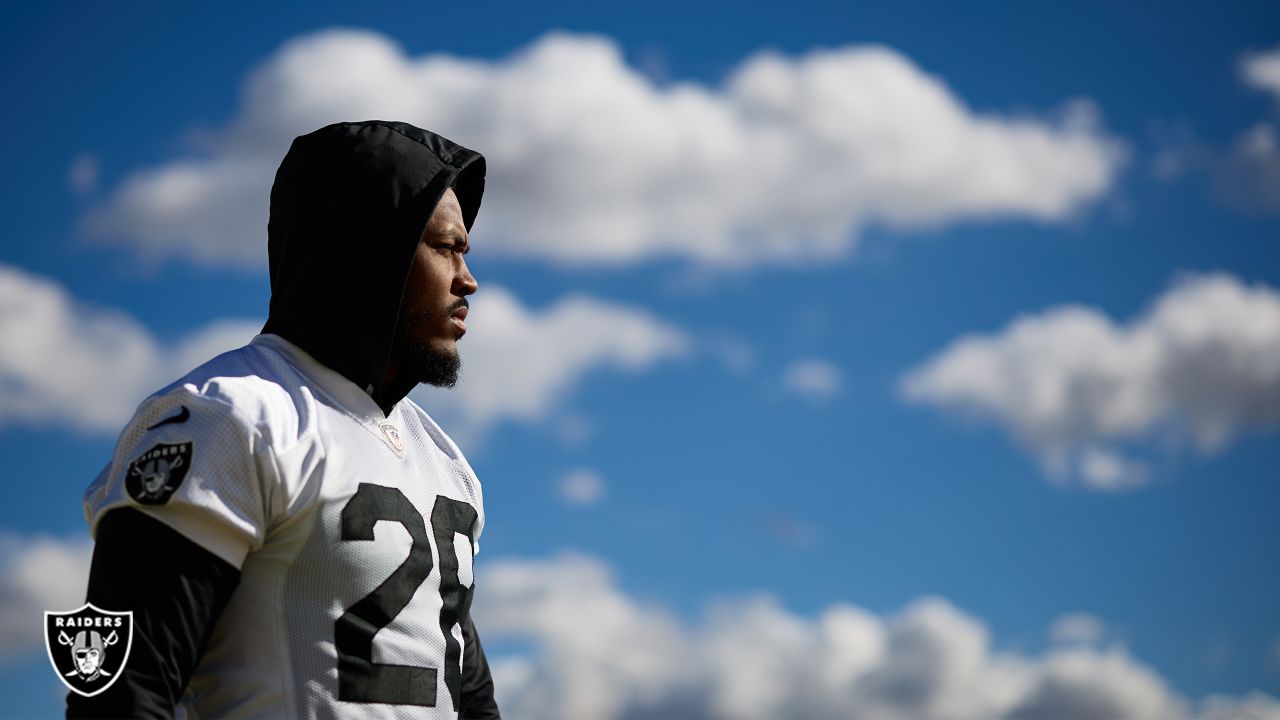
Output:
[263,120,486,411]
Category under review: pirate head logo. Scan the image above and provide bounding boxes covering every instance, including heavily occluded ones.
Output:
[125,441,192,505]
[45,604,133,697]
[67,629,115,680]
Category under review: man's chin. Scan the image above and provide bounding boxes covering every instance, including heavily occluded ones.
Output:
[408,342,461,388]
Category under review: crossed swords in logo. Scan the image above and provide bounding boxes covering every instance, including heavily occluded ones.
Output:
[129,454,185,496]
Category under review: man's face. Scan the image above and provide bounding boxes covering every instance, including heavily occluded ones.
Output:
[392,187,478,387]
[76,648,101,675]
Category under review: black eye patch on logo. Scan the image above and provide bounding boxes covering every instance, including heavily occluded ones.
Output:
[125,442,193,505]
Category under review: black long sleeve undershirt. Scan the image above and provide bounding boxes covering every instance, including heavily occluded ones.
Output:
[459,614,502,720]
[67,508,241,719]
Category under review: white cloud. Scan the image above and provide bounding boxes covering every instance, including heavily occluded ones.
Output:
[1078,446,1149,491]
[87,30,1124,269]
[0,534,93,661]
[1006,649,1183,720]
[783,358,843,401]
[1151,51,1280,214]
[413,286,689,441]
[0,538,1273,719]
[473,552,1265,719]
[764,513,821,547]
[705,334,755,377]
[473,554,688,719]
[900,273,1280,489]
[1048,612,1106,646]
[0,265,688,439]
[68,153,98,197]
[1215,122,1280,213]
[1243,47,1280,104]
[0,264,260,432]
[1207,48,1280,214]
[90,156,270,268]
[1198,693,1280,720]
[558,468,605,506]
[554,414,594,446]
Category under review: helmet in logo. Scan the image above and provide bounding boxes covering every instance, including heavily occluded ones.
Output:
[125,441,193,505]
[63,629,117,681]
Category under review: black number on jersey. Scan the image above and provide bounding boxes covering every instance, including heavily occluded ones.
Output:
[335,483,478,708]
[432,495,480,709]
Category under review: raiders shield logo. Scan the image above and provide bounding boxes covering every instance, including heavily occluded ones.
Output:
[125,441,192,505]
[45,604,133,697]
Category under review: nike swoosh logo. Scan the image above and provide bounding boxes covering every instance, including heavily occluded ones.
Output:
[146,406,190,430]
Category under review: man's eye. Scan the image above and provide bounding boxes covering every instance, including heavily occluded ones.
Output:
[433,241,467,256]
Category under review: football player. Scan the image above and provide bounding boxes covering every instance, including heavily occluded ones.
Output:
[68,121,501,718]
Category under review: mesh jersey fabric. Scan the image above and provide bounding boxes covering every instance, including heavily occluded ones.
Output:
[83,333,486,719]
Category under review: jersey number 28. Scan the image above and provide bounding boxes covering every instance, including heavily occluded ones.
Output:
[335,483,477,708]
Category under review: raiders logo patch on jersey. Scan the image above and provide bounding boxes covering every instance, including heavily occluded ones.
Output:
[125,442,193,505]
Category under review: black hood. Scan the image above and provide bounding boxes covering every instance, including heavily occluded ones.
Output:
[262,121,485,411]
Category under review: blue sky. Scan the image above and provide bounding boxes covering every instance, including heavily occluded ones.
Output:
[2,1,1279,717]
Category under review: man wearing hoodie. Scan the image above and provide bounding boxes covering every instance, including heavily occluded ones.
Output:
[67,121,501,719]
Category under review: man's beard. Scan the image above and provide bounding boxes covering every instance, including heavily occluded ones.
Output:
[390,299,468,389]
[396,335,461,388]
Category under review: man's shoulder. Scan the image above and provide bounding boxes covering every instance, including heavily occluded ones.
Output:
[139,342,313,450]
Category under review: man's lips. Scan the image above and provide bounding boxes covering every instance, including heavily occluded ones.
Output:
[450,304,468,336]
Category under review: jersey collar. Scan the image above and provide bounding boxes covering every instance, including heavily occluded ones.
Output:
[250,333,395,428]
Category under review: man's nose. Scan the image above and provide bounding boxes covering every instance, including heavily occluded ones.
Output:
[455,258,478,296]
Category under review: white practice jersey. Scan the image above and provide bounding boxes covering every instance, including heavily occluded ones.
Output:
[83,333,486,719]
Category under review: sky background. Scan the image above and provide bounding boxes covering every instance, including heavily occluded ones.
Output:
[1,1,1279,717]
